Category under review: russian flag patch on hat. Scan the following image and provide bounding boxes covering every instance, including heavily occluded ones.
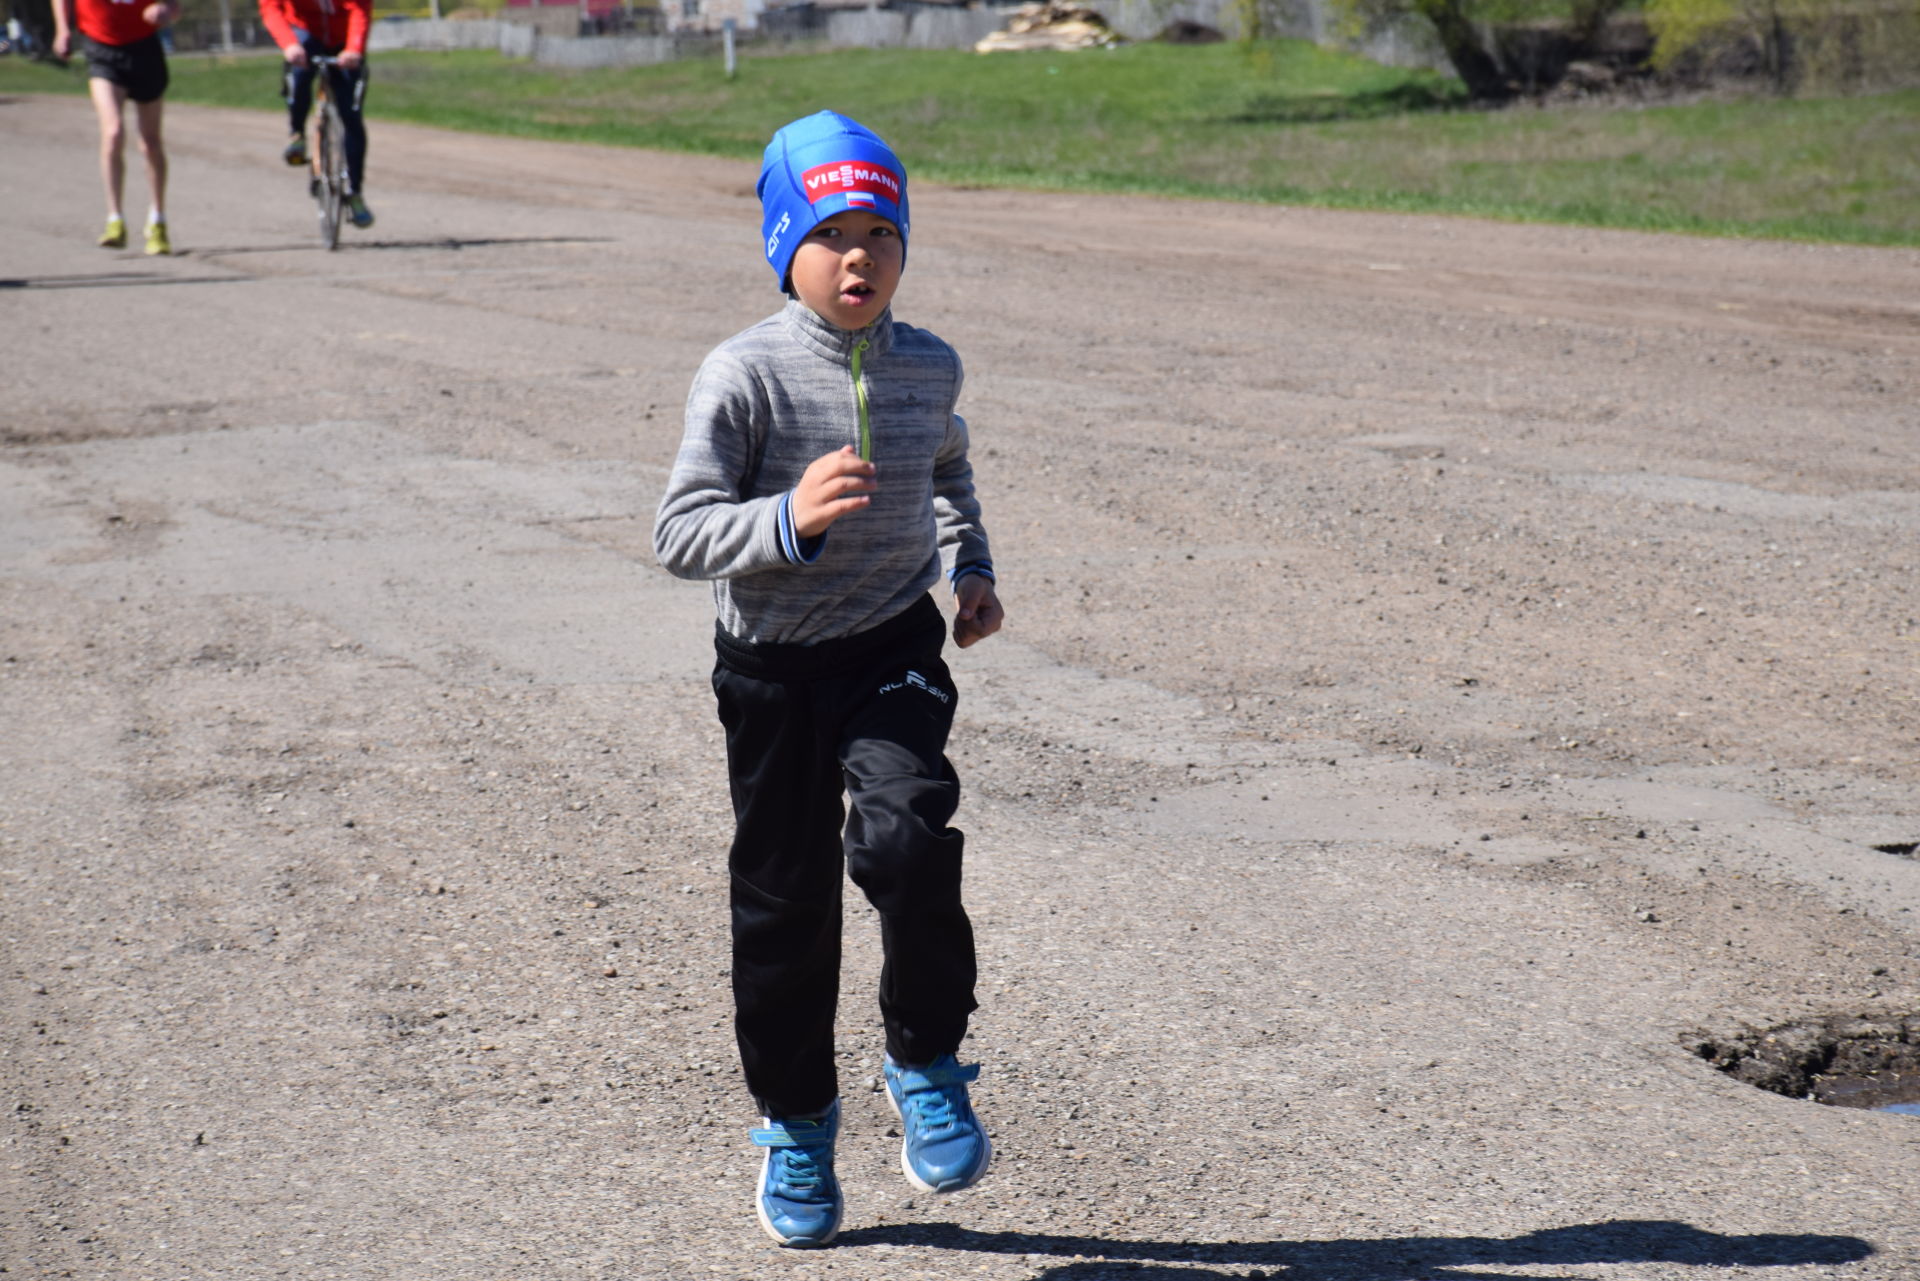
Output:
[758,112,909,289]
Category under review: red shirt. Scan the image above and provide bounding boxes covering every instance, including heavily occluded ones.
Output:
[76,0,162,47]
[258,0,372,56]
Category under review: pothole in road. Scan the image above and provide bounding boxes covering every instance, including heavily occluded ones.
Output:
[1690,1015,1920,1116]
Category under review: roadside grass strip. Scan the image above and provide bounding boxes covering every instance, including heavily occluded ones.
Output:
[5,45,1916,245]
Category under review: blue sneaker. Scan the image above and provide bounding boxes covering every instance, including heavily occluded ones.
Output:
[749,1101,842,1248]
[884,1054,992,1193]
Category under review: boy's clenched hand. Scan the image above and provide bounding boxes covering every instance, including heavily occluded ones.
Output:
[792,446,877,539]
[953,575,1003,648]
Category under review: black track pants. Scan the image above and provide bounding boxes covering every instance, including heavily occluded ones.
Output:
[714,644,976,1119]
[282,38,368,194]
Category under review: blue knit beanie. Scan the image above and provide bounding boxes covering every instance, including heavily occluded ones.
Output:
[758,111,909,290]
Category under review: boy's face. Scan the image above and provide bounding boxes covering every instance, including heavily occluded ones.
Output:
[788,210,903,331]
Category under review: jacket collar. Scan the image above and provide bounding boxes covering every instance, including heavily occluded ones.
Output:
[781,297,895,363]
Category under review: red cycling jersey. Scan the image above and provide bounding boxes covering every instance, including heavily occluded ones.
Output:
[258,0,372,56]
[75,0,164,48]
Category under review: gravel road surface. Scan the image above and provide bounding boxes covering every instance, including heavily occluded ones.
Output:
[4,95,1919,1280]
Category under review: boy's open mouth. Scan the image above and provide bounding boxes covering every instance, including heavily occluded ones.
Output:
[842,282,874,298]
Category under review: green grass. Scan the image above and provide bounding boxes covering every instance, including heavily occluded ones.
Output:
[7,42,1917,245]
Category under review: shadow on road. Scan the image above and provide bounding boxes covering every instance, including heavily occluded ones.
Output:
[1,236,613,289]
[196,235,616,255]
[0,271,246,290]
[837,1218,1874,1278]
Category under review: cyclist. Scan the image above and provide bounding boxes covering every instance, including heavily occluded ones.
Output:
[50,0,181,254]
[259,0,375,229]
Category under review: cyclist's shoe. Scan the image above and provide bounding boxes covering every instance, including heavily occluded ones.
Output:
[98,215,126,248]
[283,132,308,167]
[347,194,374,229]
[143,221,171,256]
[884,1054,991,1193]
[749,1102,842,1248]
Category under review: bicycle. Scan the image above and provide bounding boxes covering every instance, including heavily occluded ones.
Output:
[305,54,350,250]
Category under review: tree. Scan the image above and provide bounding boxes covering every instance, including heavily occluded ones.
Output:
[1324,0,1631,100]
[1411,0,1521,98]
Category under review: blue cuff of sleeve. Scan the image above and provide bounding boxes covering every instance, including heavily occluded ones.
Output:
[778,493,826,565]
[949,561,995,588]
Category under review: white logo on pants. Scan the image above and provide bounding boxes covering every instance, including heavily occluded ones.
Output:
[879,669,951,704]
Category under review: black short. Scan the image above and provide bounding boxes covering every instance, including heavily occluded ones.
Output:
[86,34,169,104]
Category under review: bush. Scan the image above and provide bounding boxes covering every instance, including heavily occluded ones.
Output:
[1648,0,1920,93]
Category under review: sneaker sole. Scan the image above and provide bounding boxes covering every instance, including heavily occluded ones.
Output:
[755,1152,842,1248]
[885,1083,993,1194]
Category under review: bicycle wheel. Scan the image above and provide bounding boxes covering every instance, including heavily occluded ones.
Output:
[314,99,345,251]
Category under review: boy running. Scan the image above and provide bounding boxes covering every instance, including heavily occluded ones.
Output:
[653,111,1003,1248]
[51,0,179,255]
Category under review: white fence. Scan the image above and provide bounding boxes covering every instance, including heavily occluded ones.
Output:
[366,2,1445,70]
[365,19,667,64]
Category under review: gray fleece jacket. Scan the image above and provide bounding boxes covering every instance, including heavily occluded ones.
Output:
[652,299,993,646]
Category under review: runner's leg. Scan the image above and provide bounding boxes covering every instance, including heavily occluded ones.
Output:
[87,75,127,219]
[713,665,848,1119]
[839,654,975,1068]
[133,96,166,221]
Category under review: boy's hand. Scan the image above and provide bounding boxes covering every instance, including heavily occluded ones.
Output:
[792,446,876,539]
[953,575,1003,648]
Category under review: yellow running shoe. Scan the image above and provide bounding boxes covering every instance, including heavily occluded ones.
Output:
[99,215,127,248]
[145,221,171,256]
